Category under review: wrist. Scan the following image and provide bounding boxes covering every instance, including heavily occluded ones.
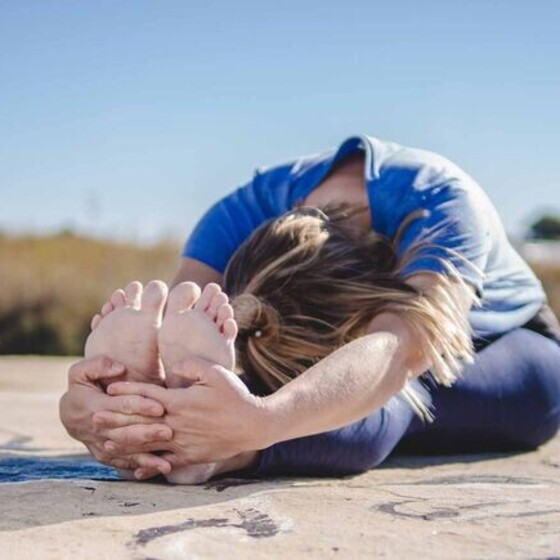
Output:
[59,391,79,438]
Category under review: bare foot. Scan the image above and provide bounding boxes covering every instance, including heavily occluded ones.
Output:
[85,280,168,385]
[162,462,219,485]
[159,282,237,389]
[158,282,238,485]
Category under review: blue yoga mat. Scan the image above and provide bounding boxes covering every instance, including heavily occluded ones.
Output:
[0,457,121,483]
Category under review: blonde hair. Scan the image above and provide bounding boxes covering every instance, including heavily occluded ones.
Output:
[224,205,476,418]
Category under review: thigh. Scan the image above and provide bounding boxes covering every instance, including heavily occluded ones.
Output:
[400,328,560,454]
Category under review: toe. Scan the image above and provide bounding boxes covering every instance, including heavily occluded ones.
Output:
[167,282,201,314]
[142,280,169,315]
[216,302,234,328]
[207,292,228,320]
[101,301,114,317]
[194,283,222,312]
[110,289,126,309]
[222,318,238,341]
[91,314,102,330]
[124,281,143,309]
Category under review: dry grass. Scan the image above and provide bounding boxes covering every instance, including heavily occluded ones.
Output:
[0,232,558,355]
[531,263,560,319]
[0,231,179,354]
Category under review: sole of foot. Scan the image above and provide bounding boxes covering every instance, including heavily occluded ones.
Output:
[85,280,168,385]
[159,282,237,388]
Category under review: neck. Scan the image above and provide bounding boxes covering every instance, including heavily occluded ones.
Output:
[303,151,371,232]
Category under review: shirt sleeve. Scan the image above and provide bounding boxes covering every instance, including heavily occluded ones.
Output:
[182,178,275,273]
[396,180,492,298]
[182,159,298,273]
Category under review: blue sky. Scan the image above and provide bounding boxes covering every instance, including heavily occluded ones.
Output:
[1,0,559,244]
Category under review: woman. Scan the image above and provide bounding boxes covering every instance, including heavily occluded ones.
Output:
[59,135,560,482]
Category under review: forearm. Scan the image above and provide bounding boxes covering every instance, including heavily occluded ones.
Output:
[259,315,419,447]
[254,390,421,477]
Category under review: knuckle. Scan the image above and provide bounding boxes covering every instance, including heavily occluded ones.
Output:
[122,396,133,415]
[131,453,143,466]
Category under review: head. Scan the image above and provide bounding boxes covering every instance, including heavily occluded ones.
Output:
[223,205,421,392]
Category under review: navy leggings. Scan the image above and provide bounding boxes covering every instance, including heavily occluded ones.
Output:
[253,328,560,477]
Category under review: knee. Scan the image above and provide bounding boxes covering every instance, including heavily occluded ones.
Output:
[337,408,404,473]
[506,331,560,448]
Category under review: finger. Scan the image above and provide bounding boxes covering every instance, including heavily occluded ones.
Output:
[104,423,173,450]
[134,464,168,480]
[105,393,165,416]
[129,453,172,478]
[134,468,156,480]
[68,356,125,385]
[93,411,164,431]
[107,381,169,402]
[159,452,185,468]
[90,446,137,471]
[105,438,173,456]
[104,456,138,471]
[170,356,243,390]
[169,356,208,384]
[101,454,167,474]
[90,441,171,475]
[133,454,172,479]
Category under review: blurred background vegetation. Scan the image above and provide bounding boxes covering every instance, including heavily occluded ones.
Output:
[0,231,179,355]
[0,216,559,356]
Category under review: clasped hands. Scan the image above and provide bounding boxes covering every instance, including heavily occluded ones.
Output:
[59,355,265,480]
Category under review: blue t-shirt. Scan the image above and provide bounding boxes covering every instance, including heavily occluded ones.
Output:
[183,135,545,339]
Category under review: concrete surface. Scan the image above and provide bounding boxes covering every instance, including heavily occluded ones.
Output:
[1,356,559,559]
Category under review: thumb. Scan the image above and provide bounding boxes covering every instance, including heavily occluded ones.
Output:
[170,356,213,385]
[68,356,126,386]
[172,358,248,394]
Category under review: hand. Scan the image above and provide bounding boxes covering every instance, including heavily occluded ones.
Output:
[103,357,270,465]
[59,356,173,478]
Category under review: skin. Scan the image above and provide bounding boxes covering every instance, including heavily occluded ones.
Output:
[59,150,475,480]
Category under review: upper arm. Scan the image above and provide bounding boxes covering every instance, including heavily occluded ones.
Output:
[365,271,476,388]
[396,182,491,299]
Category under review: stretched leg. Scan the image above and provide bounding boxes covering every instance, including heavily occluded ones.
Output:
[253,389,420,476]
[253,328,560,477]
[401,328,560,453]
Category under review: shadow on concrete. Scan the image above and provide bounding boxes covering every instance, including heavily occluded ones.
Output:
[0,452,295,532]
